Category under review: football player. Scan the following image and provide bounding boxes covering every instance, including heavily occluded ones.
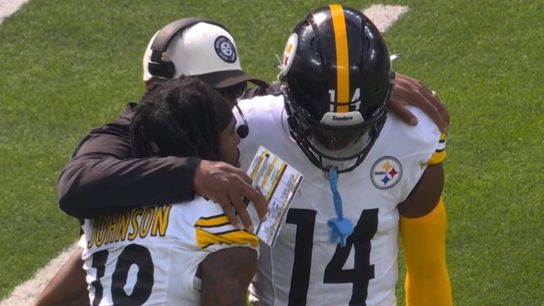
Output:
[56,19,448,227]
[81,76,258,305]
[35,15,450,306]
[236,5,452,306]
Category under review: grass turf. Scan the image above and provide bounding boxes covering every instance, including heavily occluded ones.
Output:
[0,0,542,304]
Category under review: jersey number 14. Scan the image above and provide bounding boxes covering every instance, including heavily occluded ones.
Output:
[286,208,378,306]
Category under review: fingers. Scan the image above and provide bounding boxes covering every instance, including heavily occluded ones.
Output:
[228,185,255,232]
[216,179,267,232]
[222,167,268,230]
[389,76,418,126]
[431,91,450,129]
[388,98,418,126]
[240,181,268,221]
[193,160,267,232]
[391,74,450,132]
[421,90,448,132]
[215,193,242,229]
[222,164,253,185]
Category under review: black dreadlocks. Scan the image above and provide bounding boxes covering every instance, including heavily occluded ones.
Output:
[130,76,233,160]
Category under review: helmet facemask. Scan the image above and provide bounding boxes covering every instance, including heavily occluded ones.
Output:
[278,5,396,173]
[284,81,392,173]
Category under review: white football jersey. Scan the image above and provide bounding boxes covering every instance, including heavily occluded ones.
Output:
[235,95,444,306]
[80,197,258,306]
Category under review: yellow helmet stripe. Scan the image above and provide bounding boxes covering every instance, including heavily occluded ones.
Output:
[329,4,349,113]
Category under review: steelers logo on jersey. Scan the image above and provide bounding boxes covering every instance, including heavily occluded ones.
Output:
[214,36,237,63]
[370,156,403,189]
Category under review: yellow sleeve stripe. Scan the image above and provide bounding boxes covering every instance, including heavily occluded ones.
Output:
[428,150,447,165]
[195,228,259,249]
[194,214,230,228]
[428,132,447,165]
[436,132,446,151]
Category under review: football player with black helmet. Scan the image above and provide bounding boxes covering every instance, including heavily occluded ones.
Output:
[35,10,451,306]
[236,4,452,305]
[281,5,394,173]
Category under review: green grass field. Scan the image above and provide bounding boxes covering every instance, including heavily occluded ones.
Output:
[0,0,542,305]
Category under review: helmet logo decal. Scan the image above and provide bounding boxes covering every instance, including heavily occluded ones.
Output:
[329,4,350,113]
[214,36,237,63]
[371,156,403,189]
[280,33,298,76]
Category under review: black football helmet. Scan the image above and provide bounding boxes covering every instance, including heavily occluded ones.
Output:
[279,4,395,173]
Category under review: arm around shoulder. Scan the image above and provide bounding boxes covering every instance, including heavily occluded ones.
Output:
[58,130,199,218]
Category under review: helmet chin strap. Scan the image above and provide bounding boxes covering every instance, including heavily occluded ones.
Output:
[326,166,353,247]
[322,159,355,172]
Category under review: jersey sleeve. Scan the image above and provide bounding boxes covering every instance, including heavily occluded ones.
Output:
[178,198,259,252]
[81,200,259,305]
[193,214,259,250]
[58,110,200,218]
[427,132,447,165]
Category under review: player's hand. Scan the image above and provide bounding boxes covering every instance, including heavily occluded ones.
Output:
[389,73,450,132]
[193,160,268,231]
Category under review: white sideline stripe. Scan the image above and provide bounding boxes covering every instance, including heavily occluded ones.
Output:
[0,0,30,25]
[0,243,79,306]
[0,4,409,306]
[363,5,409,33]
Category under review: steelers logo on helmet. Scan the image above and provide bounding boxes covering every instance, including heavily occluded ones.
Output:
[279,33,298,76]
[371,156,403,189]
[214,36,237,63]
[281,4,394,173]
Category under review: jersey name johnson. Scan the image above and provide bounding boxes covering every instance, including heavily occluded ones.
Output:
[81,197,258,305]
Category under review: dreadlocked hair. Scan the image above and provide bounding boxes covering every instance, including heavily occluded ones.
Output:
[130,76,233,160]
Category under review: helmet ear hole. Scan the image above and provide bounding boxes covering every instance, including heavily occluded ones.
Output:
[310,37,319,53]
